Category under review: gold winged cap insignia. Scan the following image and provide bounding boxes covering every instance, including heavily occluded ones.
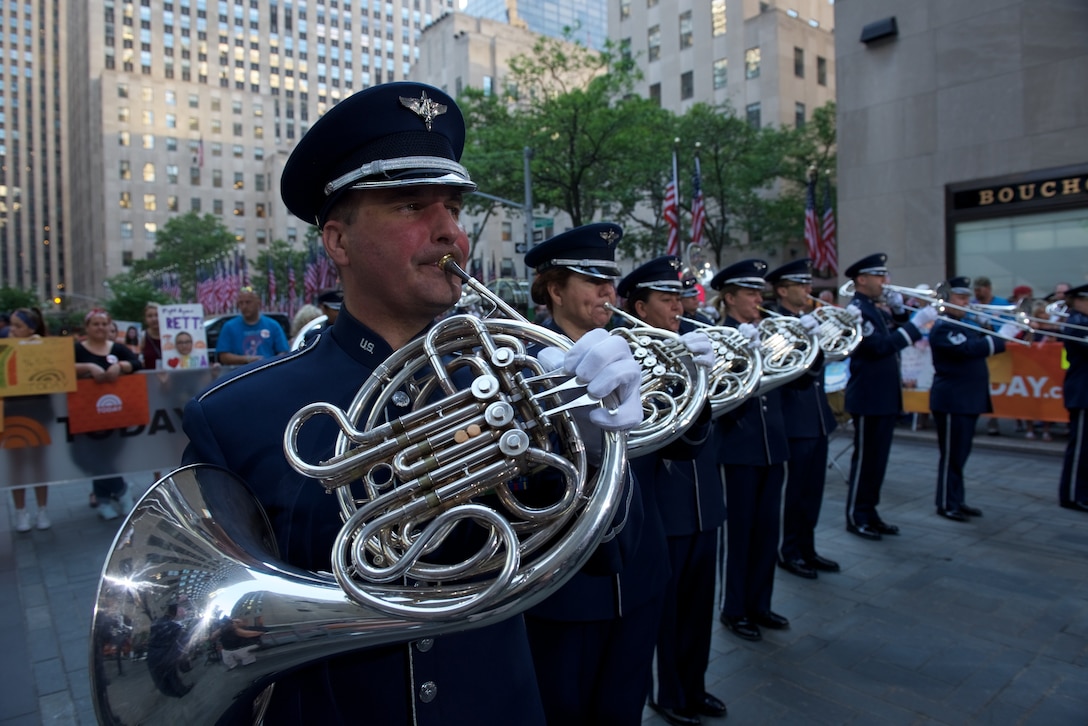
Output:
[599,228,620,247]
[399,90,448,131]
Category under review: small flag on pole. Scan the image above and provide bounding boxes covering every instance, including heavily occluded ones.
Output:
[664,145,680,256]
[804,170,821,270]
[819,176,838,276]
[690,149,706,247]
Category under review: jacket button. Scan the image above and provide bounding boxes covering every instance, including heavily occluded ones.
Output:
[419,681,438,703]
[415,638,434,652]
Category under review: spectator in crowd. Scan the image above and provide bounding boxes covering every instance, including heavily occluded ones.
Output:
[0,312,10,337]
[316,288,343,326]
[289,304,323,339]
[141,302,163,370]
[7,307,51,531]
[216,287,290,365]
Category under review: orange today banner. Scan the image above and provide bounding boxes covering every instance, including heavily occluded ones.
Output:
[903,343,1069,422]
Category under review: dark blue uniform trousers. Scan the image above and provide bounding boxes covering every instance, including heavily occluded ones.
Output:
[654,528,718,712]
[720,463,784,618]
[1060,409,1088,506]
[934,411,979,512]
[779,436,829,562]
[525,592,665,726]
[846,414,897,527]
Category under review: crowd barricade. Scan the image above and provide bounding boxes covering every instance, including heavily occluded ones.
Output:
[900,341,1068,423]
[0,368,227,488]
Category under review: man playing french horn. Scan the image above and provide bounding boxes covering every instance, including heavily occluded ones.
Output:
[766,259,842,581]
[179,84,644,725]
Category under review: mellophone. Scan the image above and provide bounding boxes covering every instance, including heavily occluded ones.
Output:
[88,256,838,725]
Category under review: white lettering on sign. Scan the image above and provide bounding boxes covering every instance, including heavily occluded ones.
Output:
[990,375,1062,399]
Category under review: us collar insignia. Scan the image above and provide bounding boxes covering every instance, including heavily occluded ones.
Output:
[399,91,447,131]
[599,228,620,247]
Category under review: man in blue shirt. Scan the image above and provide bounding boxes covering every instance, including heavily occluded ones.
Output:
[216,287,290,364]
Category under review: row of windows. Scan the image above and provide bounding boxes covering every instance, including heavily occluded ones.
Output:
[119,161,269,189]
[118,133,268,161]
[119,192,268,217]
[620,0,728,37]
[117,216,277,265]
[792,47,829,85]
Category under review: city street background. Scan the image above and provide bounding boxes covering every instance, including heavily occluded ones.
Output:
[2,425,1086,725]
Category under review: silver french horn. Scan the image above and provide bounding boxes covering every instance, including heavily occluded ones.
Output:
[756,313,819,392]
[679,316,764,417]
[90,256,627,725]
[809,305,862,361]
[605,303,709,455]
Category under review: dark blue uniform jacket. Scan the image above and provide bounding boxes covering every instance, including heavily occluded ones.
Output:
[845,292,923,416]
[1063,310,1088,409]
[929,317,1005,415]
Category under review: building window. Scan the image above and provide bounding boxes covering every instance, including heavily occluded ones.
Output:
[711,0,726,36]
[122,251,133,266]
[649,83,661,105]
[746,102,761,128]
[120,160,132,180]
[212,169,223,187]
[167,195,179,212]
[144,194,157,211]
[255,202,266,218]
[143,163,156,182]
[166,136,178,151]
[167,164,179,184]
[794,47,804,78]
[119,191,131,208]
[142,134,155,150]
[166,113,177,128]
[119,131,131,146]
[648,25,660,62]
[679,11,693,49]
[117,83,130,98]
[233,145,244,158]
[795,102,806,128]
[142,109,154,125]
[233,172,245,189]
[213,199,224,214]
[118,107,130,122]
[191,197,202,212]
[619,0,631,21]
[502,222,512,241]
[189,93,200,108]
[680,71,694,100]
[233,201,245,216]
[190,167,201,185]
[120,221,133,239]
[144,222,157,243]
[713,58,728,90]
[817,56,827,86]
[745,48,760,79]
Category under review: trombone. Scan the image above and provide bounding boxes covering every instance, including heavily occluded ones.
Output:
[837,280,1031,346]
[1011,299,1088,343]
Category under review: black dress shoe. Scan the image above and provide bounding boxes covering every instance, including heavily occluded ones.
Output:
[847,523,882,540]
[778,557,817,579]
[649,702,701,726]
[959,504,983,517]
[754,610,790,630]
[806,554,841,572]
[1060,500,1088,513]
[872,520,900,535]
[700,693,727,718]
[937,508,967,522]
[720,614,762,641]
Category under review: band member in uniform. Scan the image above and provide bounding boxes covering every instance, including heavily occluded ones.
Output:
[766,259,840,579]
[523,232,708,725]
[843,253,936,540]
[181,84,642,725]
[1059,283,1088,513]
[681,275,714,325]
[712,259,791,642]
[616,258,725,725]
[929,276,1019,520]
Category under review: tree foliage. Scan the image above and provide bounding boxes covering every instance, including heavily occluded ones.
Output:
[103,273,171,322]
[0,285,43,313]
[461,35,669,230]
[132,212,238,300]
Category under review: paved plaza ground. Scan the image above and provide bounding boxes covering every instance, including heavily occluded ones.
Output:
[2,425,1086,725]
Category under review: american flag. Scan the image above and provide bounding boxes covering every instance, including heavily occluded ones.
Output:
[664,147,680,256]
[267,257,277,307]
[304,244,320,303]
[804,174,822,270]
[690,152,706,247]
[819,177,839,276]
[287,260,298,319]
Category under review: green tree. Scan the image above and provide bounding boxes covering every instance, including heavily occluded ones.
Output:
[132,212,238,300]
[460,35,669,230]
[103,272,171,323]
[0,285,43,313]
[252,240,309,309]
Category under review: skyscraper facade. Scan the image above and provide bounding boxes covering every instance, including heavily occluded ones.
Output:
[462,0,608,51]
[9,0,458,304]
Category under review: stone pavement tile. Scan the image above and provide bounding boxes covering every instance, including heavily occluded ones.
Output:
[32,656,68,696]
[1019,694,1088,726]
[37,691,77,725]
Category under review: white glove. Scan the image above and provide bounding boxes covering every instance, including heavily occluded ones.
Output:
[998,322,1023,340]
[885,290,906,314]
[559,328,643,431]
[799,314,819,331]
[846,304,863,321]
[910,305,938,328]
[679,331,716,369]
[737,322,761,349]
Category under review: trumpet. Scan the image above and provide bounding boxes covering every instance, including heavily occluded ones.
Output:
[91,256,629,725]
[605,303,710,453]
